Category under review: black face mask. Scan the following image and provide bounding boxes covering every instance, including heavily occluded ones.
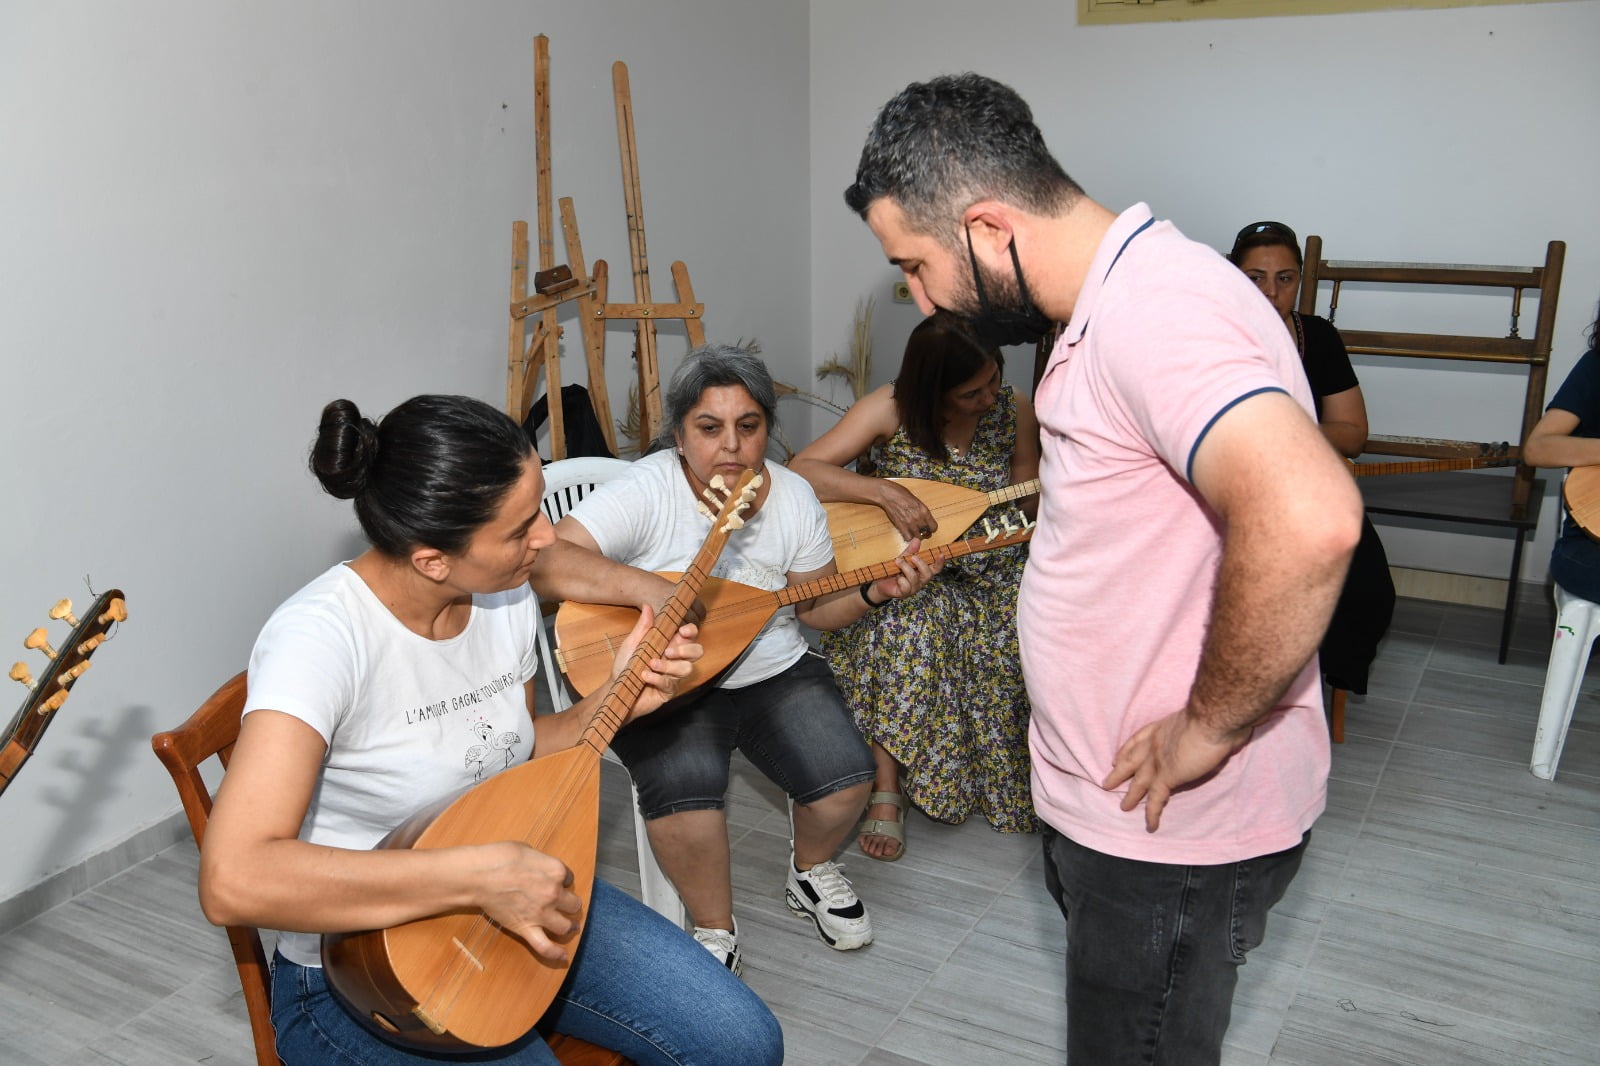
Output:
[962,227,1056,348]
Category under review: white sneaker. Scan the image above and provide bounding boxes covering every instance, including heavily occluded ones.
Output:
[692,919,743,977]
[785,856,872,950]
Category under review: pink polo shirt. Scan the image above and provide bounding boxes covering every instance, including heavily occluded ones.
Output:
[1020,203,1330,865]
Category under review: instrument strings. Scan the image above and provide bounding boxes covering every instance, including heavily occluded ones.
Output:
[371,477,760,1041]
[558,524,1034,675]
[418,554,714,1027]
[421,738,599,1025]
[579,558,707,754]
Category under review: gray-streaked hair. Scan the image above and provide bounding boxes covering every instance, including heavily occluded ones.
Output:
[659,343,778,449]
[844,73,1082,246]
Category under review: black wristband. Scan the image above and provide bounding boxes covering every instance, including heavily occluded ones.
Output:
[860,583,885,609]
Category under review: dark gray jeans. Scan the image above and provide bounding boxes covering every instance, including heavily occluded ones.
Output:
[1041,824,1309,1066]
[611,651,875,818]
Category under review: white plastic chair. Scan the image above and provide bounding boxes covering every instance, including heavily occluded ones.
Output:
[1532,582,1599,780]
[537,457,688,929]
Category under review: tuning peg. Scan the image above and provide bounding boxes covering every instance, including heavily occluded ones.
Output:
[9,662,34,690]
[24,629,58,660]
[98,598,127,626]
[77,634,106,657]
[40,690,68,714]
[49,599,80,627]
[61,660,92,683]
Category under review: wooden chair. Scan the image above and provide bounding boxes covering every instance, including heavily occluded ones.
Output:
[150,671,629,1066]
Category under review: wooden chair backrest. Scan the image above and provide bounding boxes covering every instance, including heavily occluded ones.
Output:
[150,671,279,1066]
[539,456,635,524]
[150,672,631,1066]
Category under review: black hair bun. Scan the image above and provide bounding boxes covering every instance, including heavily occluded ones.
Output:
[309,398,380,499]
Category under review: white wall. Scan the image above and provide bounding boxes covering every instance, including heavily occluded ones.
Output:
[0,0,809,905]
[810,0,1600,581]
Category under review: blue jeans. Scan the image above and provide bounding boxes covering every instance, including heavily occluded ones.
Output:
[270,879,782,1065]
[611,652,874,817]
[1041,826,1308,1066]
[1551,528,1600,603]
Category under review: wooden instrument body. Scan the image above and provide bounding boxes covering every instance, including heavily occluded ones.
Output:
[555,518,1038,699]
[558,573,772,699]
[1563,465,1600,538]
[826,477,1037,571]
[318,469,759,1053]
[323,745,599,1050]
[2,588,125,797]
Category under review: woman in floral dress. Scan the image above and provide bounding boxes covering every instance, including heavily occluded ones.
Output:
[791,311,1040,859]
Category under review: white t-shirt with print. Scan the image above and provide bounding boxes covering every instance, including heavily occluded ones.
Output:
[244,563,540,967]
[566,451,834,687]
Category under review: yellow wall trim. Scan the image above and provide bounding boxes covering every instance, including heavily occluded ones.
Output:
[1080,0,1570,27]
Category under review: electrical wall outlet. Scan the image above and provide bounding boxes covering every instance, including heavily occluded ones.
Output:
[892,281,913,303]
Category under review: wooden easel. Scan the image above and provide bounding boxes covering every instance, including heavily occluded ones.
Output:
[507,38,707,458]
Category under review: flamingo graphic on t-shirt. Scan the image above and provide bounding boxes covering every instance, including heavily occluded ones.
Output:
[465,720,522,781]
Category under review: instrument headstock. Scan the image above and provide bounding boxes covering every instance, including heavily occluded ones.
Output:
[695,469,762,532]
[2,588,127,797]
[577,471,757,750]
[971,508,1036,549]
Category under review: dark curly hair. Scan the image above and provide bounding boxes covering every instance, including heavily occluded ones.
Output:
[845,73,1082,246]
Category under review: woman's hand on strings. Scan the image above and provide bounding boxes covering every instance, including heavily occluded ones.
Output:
[867,538,942,604]
[610,603,702,720]
[477,842,585,963]
[879,481,938,543]
[644,572,706,625]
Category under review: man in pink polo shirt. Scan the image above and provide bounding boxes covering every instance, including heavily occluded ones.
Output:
[845,74,1362,1065]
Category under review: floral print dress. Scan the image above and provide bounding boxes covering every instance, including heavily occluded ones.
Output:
[821,383,1037,832]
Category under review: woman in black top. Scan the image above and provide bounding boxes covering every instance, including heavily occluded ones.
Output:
[1523,300,1600,601]
[1230,221,1396,696]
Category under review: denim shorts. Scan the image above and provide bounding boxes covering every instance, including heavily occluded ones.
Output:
[609,651,875,818]
[1041,825,1309,1066]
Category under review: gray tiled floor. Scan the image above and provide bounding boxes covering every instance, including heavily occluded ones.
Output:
[2,596,1597,1065]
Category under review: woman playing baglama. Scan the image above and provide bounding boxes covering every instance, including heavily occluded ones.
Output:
[544,343,937,976]
[199,394,782,1066]
[790,310,1040,861]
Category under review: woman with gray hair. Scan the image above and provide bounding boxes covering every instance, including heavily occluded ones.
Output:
[548,343,938,976]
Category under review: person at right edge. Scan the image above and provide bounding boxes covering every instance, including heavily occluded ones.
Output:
[1522,299,1600,597]
[844,73,1362,1065]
